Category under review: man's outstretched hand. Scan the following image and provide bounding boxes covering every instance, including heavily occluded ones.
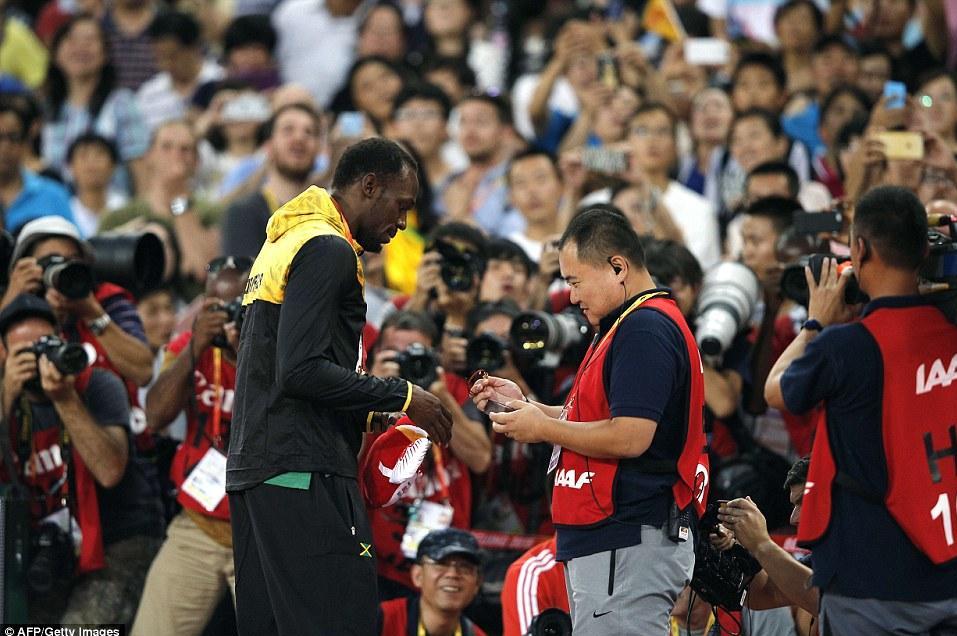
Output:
[405,384,453,444]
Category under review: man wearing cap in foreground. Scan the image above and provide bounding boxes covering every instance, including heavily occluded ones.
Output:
[0,294,162,624]
[378,528,487,636]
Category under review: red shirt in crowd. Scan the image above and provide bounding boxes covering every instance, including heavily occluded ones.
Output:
[501,537,568,636]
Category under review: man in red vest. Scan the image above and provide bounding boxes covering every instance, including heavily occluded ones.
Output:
[766,185,957,632]
[471,206,707,635]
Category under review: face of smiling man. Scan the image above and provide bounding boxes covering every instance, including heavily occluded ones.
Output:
[411,554,482,613]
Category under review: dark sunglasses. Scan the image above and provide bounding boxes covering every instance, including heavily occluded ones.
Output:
[207,256,253,274]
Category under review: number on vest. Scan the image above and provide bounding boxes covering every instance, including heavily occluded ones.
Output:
[931,492,956,546]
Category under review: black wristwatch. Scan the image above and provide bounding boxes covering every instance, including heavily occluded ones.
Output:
[802,319,824,332]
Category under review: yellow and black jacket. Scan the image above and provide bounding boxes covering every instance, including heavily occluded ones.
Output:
[226,186,412,491]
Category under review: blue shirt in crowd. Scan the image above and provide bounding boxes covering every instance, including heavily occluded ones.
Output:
[4,169,74,235]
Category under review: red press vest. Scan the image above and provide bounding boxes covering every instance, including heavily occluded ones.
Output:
[167,331,236,521]
[551,293,708,528]
[798,305,957,565]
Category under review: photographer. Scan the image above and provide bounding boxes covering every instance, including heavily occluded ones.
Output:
[132,257,249,636]
[717,457,818,623]
[0,294,162,624]
[405,223,487,376]
[765,186,957,631]
[1,216,154,390]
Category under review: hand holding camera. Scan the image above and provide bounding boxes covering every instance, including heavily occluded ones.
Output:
[191,297,229,357]
[3,346,37,406]
[39,354,77,403]
[4,257,43,301]
[717,497,771,555]
[806,257,857,327]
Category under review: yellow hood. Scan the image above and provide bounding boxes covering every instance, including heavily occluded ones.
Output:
[265,185,350,244]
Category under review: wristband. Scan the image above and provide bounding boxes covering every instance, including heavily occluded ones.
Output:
[802,319,824,332]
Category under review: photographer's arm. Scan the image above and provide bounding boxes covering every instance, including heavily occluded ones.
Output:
[766,259,852,410]
[145,348,192,432]
[87,321,154,387]
[66,292,154,387]
[703,365,742,419]
[45,362,128,488]
[749,541,818,613]
[146,299,225,431]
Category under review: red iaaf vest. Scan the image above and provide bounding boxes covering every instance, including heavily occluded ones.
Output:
[798,304,957,566]
[6,369,107,573]
[167,331,236,521]
[551,293,708,528]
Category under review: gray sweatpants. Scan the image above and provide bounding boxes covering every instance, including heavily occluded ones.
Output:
[563,524,695,636]
[820,593,957,635]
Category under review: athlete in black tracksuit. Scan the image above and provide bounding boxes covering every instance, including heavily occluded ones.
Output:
[227,185,416,635]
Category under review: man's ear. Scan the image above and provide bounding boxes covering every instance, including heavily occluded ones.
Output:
[361,172,378,198]
[856,235,869,263]
[411,563,424,589]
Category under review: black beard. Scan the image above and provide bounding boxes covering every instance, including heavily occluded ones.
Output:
[273,161,312,183]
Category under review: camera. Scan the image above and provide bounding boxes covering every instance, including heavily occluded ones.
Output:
[466,332,508,375]
[510,309,590,368]
[694,262,760,366]
[690,502,762,611]
[211,297,244,349]
[29,335,91,379]
[780,254,868,307]
[88,232,165,296]
[526,608,572,636]
[433,239,482,292]
[395,343,440,389]
[26,522,74,594]
[37,255,94,300]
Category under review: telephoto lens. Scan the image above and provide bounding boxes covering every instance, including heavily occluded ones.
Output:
[694,262,760,366]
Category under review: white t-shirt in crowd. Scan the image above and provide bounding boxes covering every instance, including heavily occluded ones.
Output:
[273,0,365,108]
[662,181,721,271]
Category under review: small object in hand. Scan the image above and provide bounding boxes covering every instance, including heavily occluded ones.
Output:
[467,369,517,415]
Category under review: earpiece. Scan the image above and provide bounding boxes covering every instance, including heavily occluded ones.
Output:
[607,257,622,276]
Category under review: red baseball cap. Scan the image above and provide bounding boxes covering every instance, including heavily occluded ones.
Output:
[362,418,431,508]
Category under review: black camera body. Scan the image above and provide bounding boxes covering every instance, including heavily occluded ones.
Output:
[26,521,74,595]
[31,335,90,376]
[433,239,481,292]
[37,255,94,300]
[211,298,244,349]
[466,332,509,375]
[395,343,439,389]
[690,502,762,611]
[780,253,868,307]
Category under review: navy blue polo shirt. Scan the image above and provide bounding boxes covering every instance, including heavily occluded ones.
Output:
[781,295,957,601]
[557,289,691,561]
